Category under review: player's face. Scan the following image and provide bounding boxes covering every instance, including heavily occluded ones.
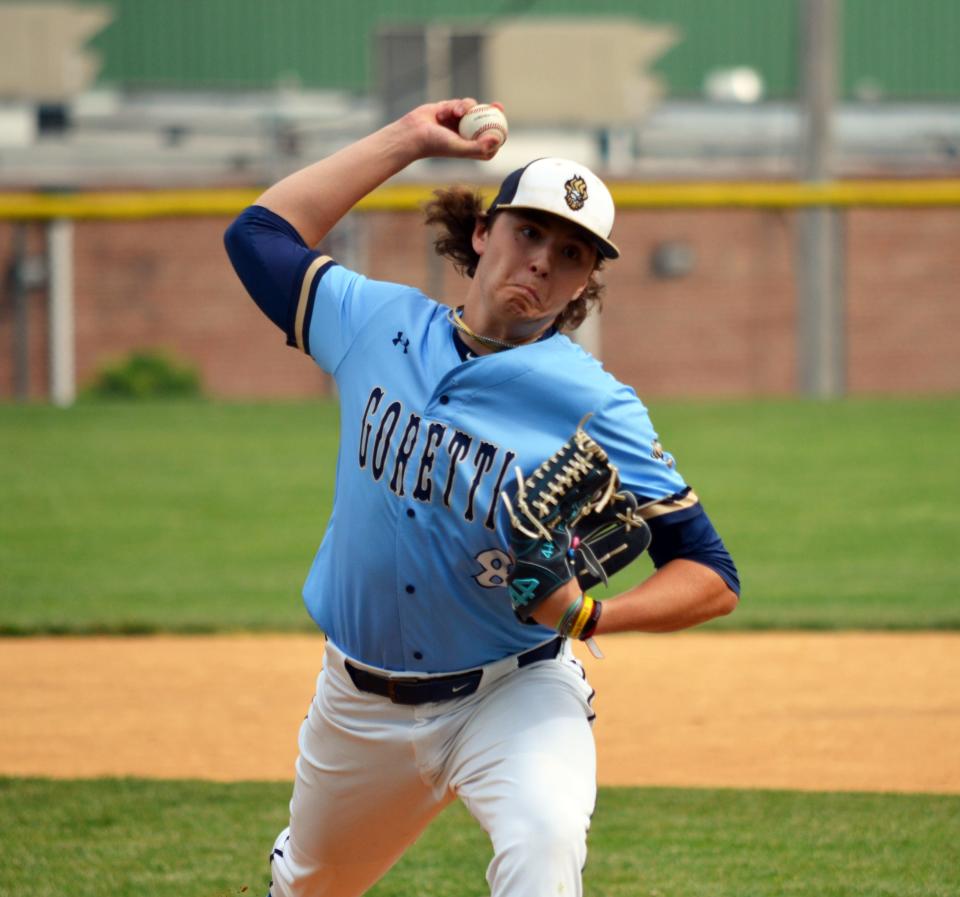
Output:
[469,210,598,336]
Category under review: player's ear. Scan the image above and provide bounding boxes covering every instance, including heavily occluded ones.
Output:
[471,214,490,256]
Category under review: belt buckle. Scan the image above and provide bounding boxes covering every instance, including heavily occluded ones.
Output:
[385,675,421,703]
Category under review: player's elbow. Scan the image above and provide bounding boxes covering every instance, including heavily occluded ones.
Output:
[712,585,739,619]
[693,555,739,620]
[686,561,739,621]
[694,567,739,622]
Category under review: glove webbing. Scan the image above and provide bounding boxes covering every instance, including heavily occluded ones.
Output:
[505,415,619,540]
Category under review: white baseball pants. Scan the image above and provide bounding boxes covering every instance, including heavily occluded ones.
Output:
[268,638,597,897]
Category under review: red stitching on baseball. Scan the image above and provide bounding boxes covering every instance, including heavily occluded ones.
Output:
[471,123,507,140]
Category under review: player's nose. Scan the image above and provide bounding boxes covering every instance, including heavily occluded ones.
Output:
[528,243,552,277]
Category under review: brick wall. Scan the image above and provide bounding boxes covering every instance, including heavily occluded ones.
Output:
[1,206,957,401]
[846,208,960,394]
[585,208,798,397]
[72,218,327,398]
[0,222,51,401]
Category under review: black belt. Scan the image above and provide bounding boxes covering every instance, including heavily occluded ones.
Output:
[344,638,563,705]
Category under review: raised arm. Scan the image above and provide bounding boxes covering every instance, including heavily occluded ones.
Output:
[256,98,500,247]
[225,99,502,345]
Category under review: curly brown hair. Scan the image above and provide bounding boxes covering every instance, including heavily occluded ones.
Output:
[422,186,605,332]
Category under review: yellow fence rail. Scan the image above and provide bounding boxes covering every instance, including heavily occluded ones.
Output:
[1,180,959,220]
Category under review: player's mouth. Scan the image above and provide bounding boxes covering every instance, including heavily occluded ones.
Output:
[509,283,541,306]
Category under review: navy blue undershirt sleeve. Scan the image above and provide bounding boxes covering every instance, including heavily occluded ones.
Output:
[224,205,323,345]
[646,502,741,597]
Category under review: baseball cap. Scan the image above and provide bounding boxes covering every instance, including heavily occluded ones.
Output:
[486,157,619,259]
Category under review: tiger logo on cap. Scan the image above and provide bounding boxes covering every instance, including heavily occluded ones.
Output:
[564,175,588,211]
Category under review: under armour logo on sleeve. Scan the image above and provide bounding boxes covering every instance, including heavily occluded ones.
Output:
[392,332,410,354]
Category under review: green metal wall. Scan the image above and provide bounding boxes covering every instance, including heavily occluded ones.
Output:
[60,0,960,98]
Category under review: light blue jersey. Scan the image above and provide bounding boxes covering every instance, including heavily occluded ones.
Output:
[296,260,688,672]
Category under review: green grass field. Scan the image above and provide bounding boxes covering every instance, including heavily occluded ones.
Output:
[3,397,958,897]
[1,779,957,897]
[1,397,958,633]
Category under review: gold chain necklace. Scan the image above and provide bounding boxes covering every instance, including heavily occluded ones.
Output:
[447,306,527,352]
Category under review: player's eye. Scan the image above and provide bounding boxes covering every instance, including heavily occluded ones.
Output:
[562,241,593,264]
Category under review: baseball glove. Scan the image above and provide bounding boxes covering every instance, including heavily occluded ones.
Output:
[502,415,652,622]
[573,490,653,590]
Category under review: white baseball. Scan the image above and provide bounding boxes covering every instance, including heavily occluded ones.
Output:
[458,104,508,147]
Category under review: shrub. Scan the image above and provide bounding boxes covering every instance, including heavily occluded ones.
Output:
[87,350,202,399]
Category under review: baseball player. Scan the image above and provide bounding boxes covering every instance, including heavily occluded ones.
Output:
[224,98,739,897]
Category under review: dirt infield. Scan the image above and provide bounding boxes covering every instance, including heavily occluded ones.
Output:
[2,632,957,794]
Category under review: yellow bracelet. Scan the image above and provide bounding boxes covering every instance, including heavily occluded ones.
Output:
[566,595,596,640]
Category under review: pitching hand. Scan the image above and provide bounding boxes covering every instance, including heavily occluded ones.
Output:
[400,99,504,161]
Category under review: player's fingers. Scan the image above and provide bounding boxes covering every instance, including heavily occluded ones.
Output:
[421,99,501,160]
[456,97,480,117]
[441,128,498,159]
[434,97,478,129]
[475,134,502,158]
[432,127,485,155]
[438,131,500,160]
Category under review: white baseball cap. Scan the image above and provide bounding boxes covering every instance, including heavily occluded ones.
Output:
[486,157,620,259]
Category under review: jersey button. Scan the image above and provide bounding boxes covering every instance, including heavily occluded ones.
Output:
[413,651,423,660]
[406,508,415,518]
[439,395,450,405]
[405,584,415,594]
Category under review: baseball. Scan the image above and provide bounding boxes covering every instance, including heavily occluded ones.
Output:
[458,104,508,147]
